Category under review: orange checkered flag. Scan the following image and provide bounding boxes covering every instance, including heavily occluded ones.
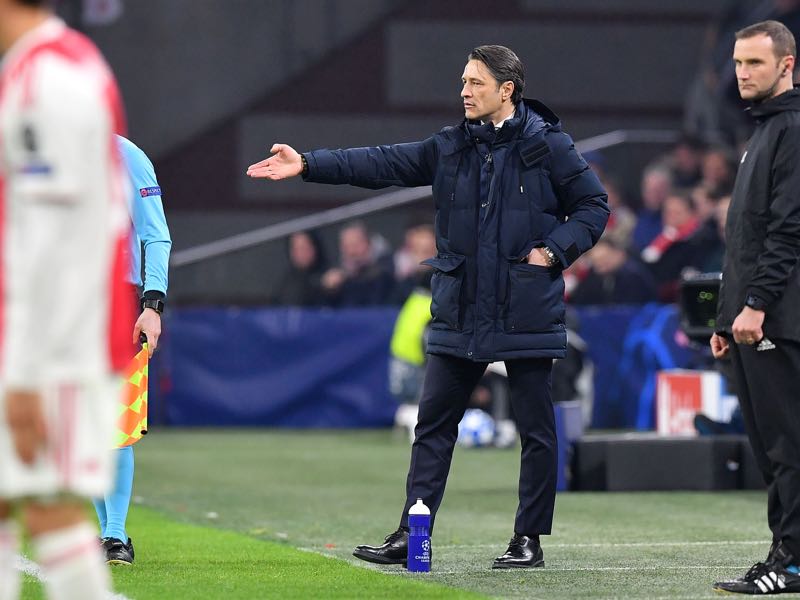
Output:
[116,343,149,448]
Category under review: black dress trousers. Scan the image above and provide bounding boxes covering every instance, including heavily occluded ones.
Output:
[399,352,557,536]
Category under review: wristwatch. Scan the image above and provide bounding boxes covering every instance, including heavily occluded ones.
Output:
[300,153,309,176]
[541,246,559,267]
[744,294,767,311]
[141,298,165,314]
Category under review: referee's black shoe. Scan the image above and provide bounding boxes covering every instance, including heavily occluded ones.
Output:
[492,534,544,569]
[353,527,408,566]
[713,542,800,594]
[103,537,134,566]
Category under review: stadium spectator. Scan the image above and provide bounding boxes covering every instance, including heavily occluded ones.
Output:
[0,0,130,597]
[700,146,736,194]
[92,136,172,566]
[321,220,396,306]
[667,134,705,189]
[601,175,636,250]
[711,20,800,594]
[272,230,328,306]
[642,192,701,302]
[632,165,672,252]
[248,44,608,570]
[391,223,437,303]
[681,187,728,276]
[699,194,731,273]
[570,237,657,305]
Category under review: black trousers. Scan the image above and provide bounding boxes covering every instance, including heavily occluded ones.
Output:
[730,340,800,558]
[399,353,556,536]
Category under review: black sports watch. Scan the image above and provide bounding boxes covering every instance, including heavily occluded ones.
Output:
[141,298,165,314]
[744,294,767,311]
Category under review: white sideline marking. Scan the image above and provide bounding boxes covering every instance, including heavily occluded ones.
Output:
[14,554,45,580]
[521,565,750,572]
[390,565,749,575]
[438,539,772,550]
[13,553,132,600]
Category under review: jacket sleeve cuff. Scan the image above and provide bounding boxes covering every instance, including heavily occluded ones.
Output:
[544,235,575,268]
[301,152,317,181]
[744,289,771,311]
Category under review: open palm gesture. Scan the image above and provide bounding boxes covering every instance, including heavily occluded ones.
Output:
[246,144,303,180]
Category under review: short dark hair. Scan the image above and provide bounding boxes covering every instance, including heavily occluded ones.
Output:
[467,45,525,104]
[736,20,796,59]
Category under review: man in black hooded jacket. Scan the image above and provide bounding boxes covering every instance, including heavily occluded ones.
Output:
[712,20,800,595]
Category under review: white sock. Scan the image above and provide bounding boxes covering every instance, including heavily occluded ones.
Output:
[33,522,111,600]
[0,520,21,600]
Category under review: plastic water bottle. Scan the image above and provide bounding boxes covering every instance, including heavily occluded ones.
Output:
[407,498,431,572]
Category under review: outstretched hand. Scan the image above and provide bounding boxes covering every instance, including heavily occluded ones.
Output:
[246,144,303,180]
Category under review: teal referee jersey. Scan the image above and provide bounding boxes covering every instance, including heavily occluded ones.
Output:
[116,136,171,295]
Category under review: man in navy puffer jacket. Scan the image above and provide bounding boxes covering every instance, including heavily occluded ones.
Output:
[248,45,609,569]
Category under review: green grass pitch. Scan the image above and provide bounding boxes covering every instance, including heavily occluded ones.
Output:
[20,430,773,599]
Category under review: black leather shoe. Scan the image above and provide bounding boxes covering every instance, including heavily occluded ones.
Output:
[353,527,408,565]
[492,534,544,569]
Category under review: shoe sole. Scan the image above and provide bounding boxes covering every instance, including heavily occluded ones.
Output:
[712,583,753,595]
[352,549,406,567]
[711,588,738,596]
[106,559,133,566]
[491,559,545,569]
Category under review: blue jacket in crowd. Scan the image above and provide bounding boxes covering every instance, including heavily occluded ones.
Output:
[304,99,609,361]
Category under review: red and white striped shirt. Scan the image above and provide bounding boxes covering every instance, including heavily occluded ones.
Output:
[0,17,133,388]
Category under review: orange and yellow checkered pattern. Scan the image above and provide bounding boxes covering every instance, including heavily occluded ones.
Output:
[115,344,149,448]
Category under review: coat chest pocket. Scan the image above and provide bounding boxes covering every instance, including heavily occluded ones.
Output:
[517,140,557,214]
[422,254,466,330]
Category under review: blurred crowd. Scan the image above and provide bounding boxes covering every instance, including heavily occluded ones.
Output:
[566,138,733,306]
[271,135,736,310]
[271,220,436,308]
[271,0,800,311]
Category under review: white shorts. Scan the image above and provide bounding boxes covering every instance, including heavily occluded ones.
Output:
[0,377,120,500]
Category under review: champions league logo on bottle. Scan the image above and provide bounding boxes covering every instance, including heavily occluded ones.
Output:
[407,498,431,572]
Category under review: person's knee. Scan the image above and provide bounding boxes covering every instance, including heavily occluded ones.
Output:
[23,500,87,537]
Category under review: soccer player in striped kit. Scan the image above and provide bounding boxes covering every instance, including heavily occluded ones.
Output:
[0,1,133,598]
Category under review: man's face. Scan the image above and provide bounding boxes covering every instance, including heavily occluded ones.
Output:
[461,59,505,122]
[591,243,625,276]
[289,232,316,271]
[662,196,694,229]
[340,227,371,267]
[734,34,790,101]
[641,171,671,211]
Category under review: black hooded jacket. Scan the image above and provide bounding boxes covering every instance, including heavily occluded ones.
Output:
[717,88,800,340]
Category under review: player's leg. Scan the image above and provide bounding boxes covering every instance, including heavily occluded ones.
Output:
[91,497,107,539]
[18,379,118,598]
[24,502,110,600]
[0,501,21,600]
[100,446,134,564]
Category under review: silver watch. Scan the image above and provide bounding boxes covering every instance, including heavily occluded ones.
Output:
[542,246,558,267]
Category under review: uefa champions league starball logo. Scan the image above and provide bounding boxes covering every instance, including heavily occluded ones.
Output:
[422,539,431,552]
